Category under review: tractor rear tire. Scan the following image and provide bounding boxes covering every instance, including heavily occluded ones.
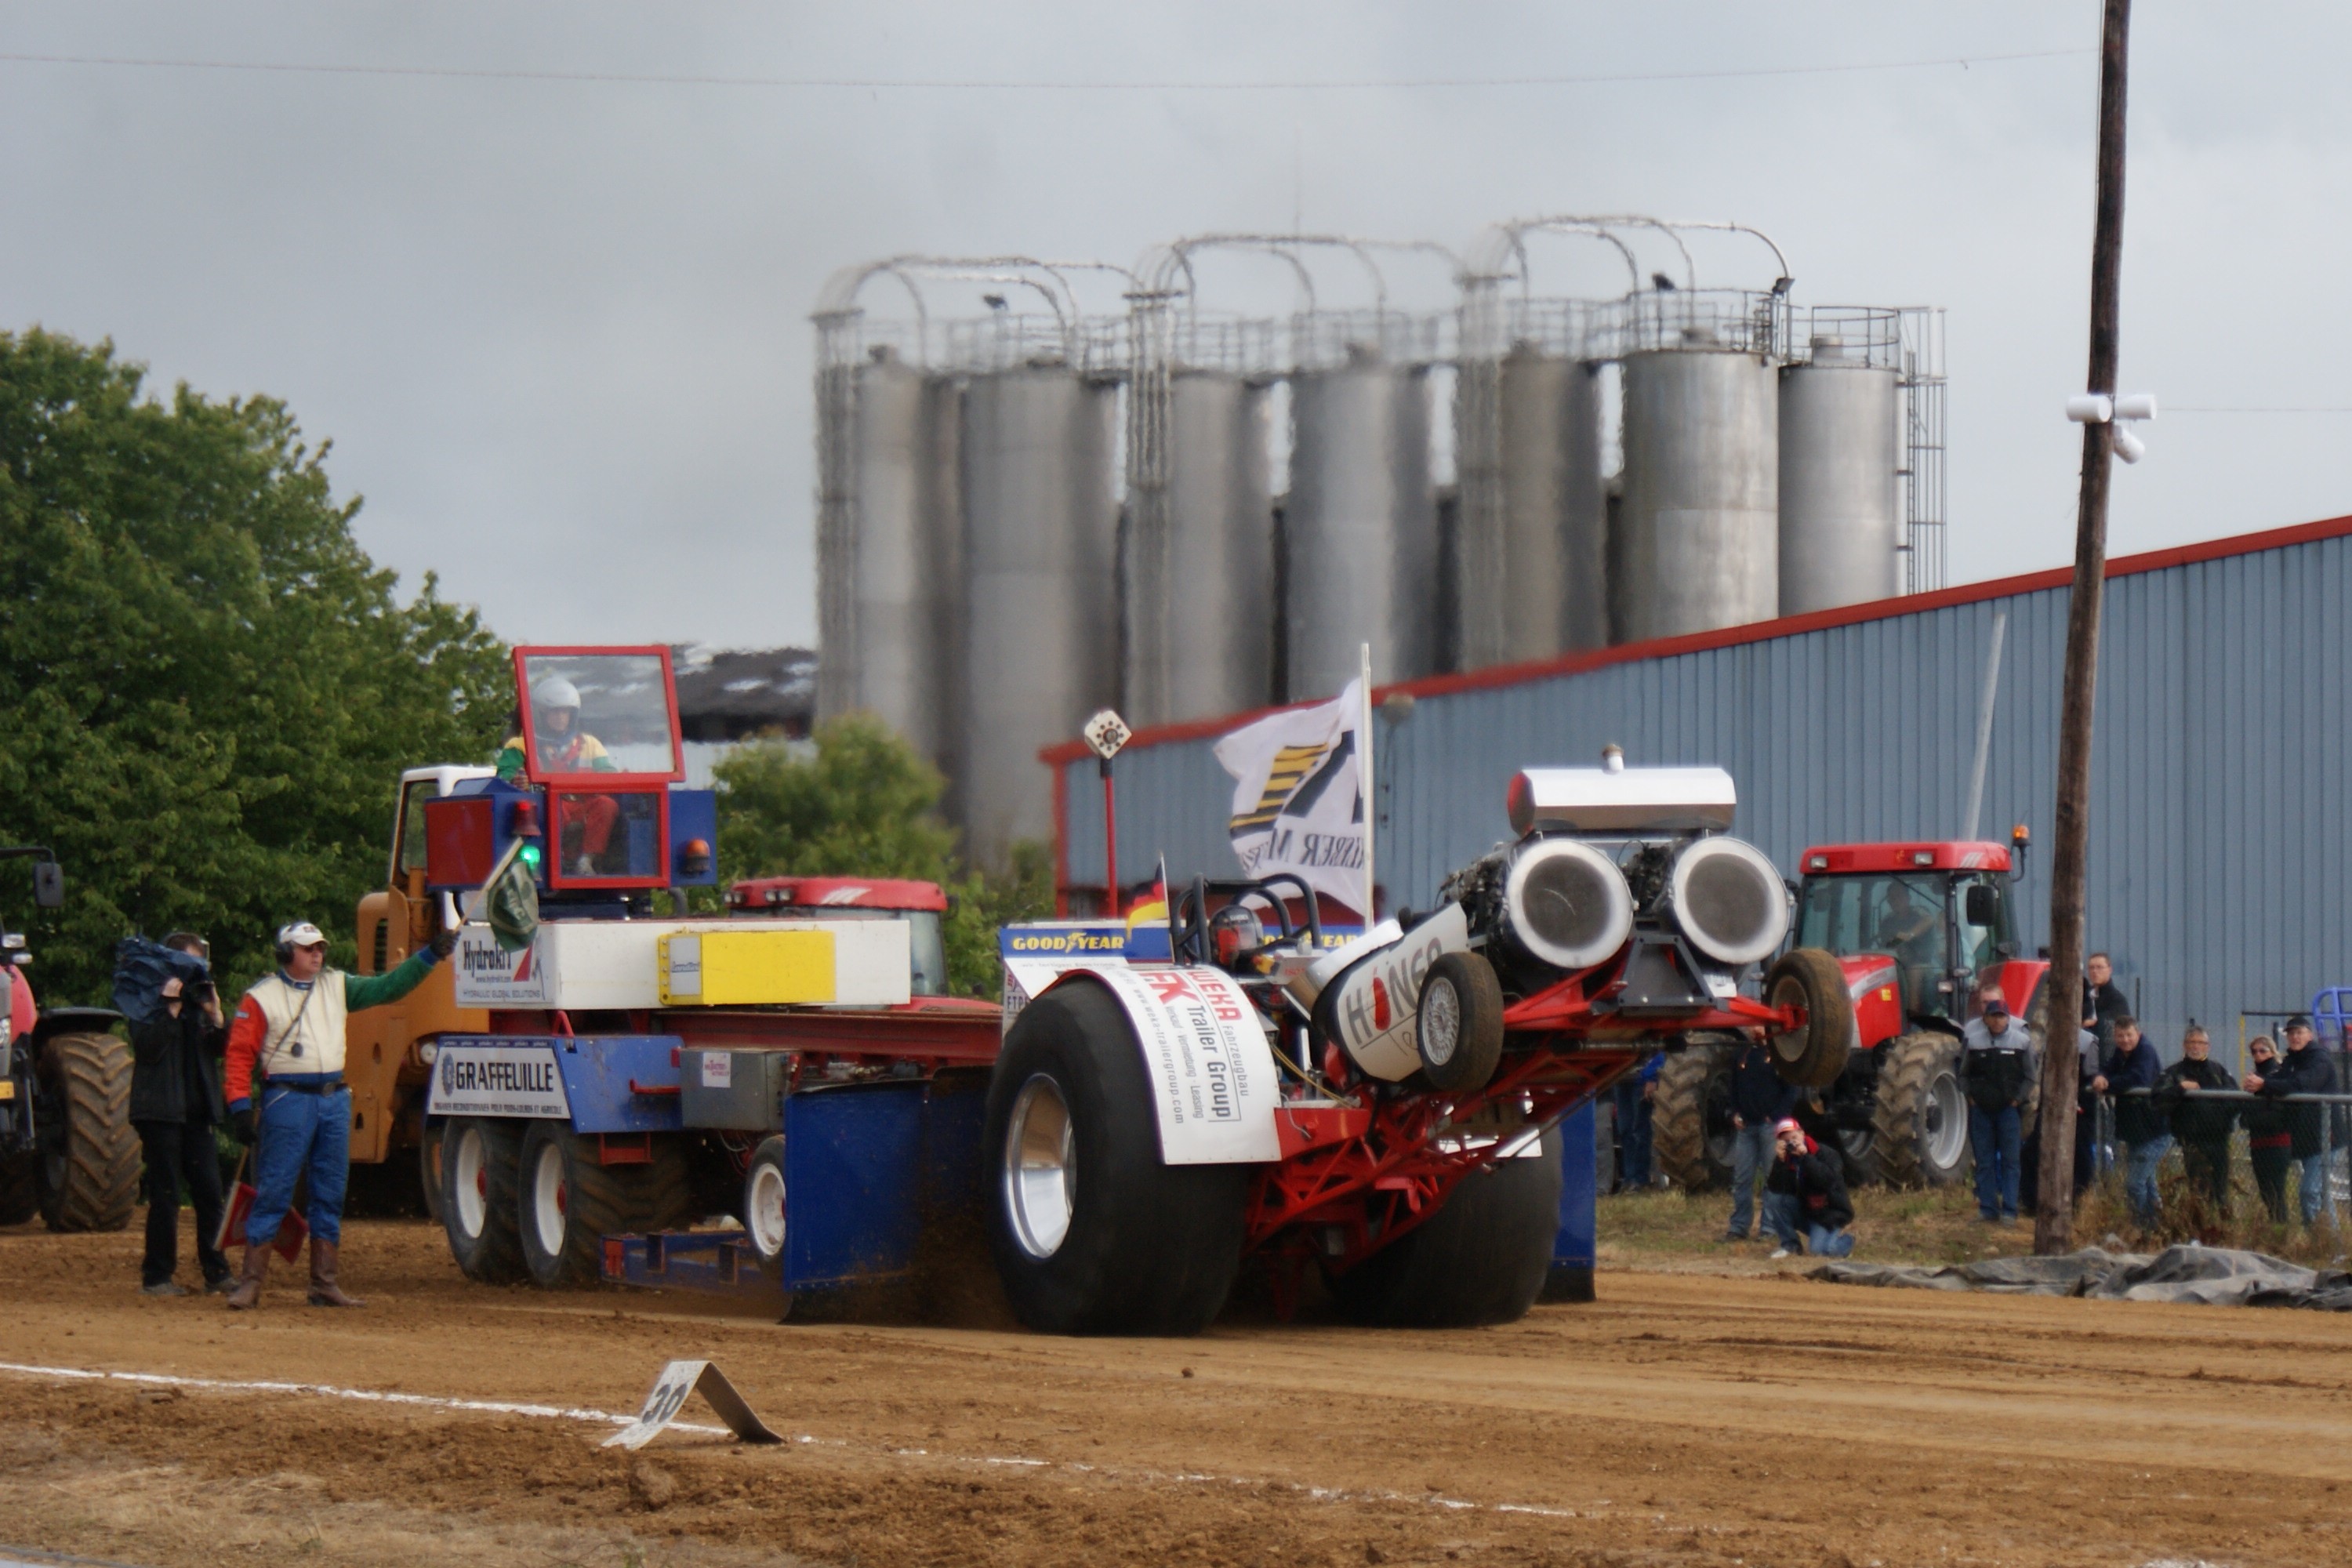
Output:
[984,978,1249,1336]
[1329,1127,1563,1328]
[1653,1042,1737,1192]
[1416,952,1504,1094]
[1764,950,1854,1090]
[1870,1033,1972,1189]
[36,1033,139,1232]
[0,1152,38,1225]
[442,1116,527,1283]
[517,1121,691,1288]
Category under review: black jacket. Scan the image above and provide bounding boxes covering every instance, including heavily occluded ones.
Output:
[2241,1067,2293,1145]
[1770,1141,1853,1231]
[2155,1057,2238,1145]
[2082,978,2129,1051]
[1730,1041,1802,1127]
[2103,1040,2165,1146]
[2258,1044,2338,1160]
[128,1006,224,1125]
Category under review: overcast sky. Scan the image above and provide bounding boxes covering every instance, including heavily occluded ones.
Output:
[0,2,2342,650]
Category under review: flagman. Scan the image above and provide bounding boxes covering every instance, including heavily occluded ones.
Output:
[221,920,454,1311]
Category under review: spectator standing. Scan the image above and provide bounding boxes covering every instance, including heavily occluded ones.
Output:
[126,932,230,1295]
[1722,1036,1801,1241]
[2082,953,2129,1053]
[1613,1054,1660,1192]
[1764,1118,1853,1260]
[2241,1035,2294,1222]
[2245,1014,2337,1226]
[2155,1025,2238,1217]
[1962,989,2036,1225]
[2098,1017,2169,1227]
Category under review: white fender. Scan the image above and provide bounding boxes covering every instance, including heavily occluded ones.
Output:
[1042,964,1283,1165]
[1318,903,1472,1082]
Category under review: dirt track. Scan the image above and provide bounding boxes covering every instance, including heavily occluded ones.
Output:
[2,1216,2349,1567]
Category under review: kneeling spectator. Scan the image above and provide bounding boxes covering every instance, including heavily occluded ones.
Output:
[1764,1117,1853,1260]
[2156,1024,2238,1216]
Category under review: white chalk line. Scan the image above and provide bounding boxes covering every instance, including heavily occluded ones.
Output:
[0,1359,1593,1525]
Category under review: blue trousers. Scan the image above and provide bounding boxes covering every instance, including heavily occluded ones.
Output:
[1762,1189,1802,1247]
[1806,1223,1855,1258]
[2297,1151,2332,1225]
[247,1083,350,1247]
[2125,1134,2174,1228]
[1727,1123,1774,1236]
[1969,1104,2022,1220]
[1613,1080,1653,1189]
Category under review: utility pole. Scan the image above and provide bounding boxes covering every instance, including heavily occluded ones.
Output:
[2035,0,2132,1256]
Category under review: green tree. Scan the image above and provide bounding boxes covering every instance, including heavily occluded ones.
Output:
[0,328,510,1003]
[713,714,1053,997]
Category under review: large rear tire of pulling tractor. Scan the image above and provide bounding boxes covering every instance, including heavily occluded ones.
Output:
[517,1120,695,1288]
[1869,1032,1971,1189]
[984,978,1249,1336]
[1653,1040,1738,1192]
[441,1116,528,1283]
[36,1033,140,1232]
[1328,1126,1563,1328]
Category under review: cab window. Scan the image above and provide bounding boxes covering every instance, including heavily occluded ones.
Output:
[1951,873,2012,976]
[396,779,437,877]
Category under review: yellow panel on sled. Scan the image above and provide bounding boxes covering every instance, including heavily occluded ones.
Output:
[658,929,837,1006]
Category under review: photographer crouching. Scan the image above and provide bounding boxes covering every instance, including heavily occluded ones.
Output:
[128,932,231,1295]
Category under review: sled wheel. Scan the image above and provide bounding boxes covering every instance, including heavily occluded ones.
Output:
[1871,1032,1970,1189]
[743,1135,788,1272]
[442,1116,527,1283]
[984,977,1248,1336]
[419,1116,448,1226]
[1652,1040,1737,1192]
[1763,949,1854,1090]
[36,1033,140,1232]
[1416,952,1504,1094]
[1329,1126,1563,1328]
[518,1121,691,1288]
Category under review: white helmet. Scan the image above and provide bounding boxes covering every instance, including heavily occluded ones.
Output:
[532,676,582,711]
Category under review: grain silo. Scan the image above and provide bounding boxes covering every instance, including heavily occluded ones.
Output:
[1614,310,1779,644]
[1286,344,1438,696]
[1156,369,1275,720]
[960,363,1121,869]
[1779,328,1902,615]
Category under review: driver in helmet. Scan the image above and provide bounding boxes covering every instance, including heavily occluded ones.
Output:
[496,677,622,877]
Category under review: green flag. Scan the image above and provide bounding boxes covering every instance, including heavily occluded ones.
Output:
[485,851,540,953]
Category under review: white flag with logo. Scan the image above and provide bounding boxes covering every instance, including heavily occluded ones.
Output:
[1213,679,1367,910]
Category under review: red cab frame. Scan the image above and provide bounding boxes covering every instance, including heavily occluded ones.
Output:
[511,644,687,786]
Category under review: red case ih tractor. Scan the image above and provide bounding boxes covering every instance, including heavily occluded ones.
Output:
[985,758,1853,1333]
[1654,831,2048,1191]
[0,851,139,1231]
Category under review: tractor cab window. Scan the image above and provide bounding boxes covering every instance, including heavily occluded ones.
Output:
[395,779,438,879]
[1796,872,1950,1016]
[515,649,684,782]
[1951,873,2013,977]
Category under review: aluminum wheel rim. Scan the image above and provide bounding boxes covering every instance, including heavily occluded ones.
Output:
[747,1162,787,1259]
[1004,1076,1075,1260]
[1926,1067,1969,1171]
[453,1127,488,1240]
[1420,977,1461,1066]
[531,1142,568,1256]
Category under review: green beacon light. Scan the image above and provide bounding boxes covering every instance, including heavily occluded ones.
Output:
[519,840,543,872]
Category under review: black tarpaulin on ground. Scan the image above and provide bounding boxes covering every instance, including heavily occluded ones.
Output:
[1812,1244,2352,1309]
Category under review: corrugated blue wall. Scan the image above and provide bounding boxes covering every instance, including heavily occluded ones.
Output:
[1061,524,2352,1055]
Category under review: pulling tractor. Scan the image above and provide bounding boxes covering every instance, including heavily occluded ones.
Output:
[0,850,138,1231]
[1653,831,2049,1191]
[979,756,1853,1332]
[343,644,1000,1294]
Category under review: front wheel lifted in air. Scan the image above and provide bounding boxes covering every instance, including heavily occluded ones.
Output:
[983,977,1249,1337]
[1763,949,1854,1090]
[1416,950,1504,1094]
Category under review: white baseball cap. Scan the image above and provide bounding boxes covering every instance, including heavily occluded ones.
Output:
[277,921,328,951]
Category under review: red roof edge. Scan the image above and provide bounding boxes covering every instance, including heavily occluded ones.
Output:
[1040,510,2352,767]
